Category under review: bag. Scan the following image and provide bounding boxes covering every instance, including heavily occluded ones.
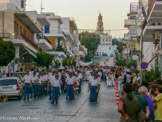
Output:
[138,109,147,122]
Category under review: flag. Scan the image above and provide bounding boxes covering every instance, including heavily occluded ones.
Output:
[140,0,147,18]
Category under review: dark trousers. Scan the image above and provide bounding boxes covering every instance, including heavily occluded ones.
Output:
[48,83,52,99]
[66,85,74,100]
[51,87,59,104]
[24,83,30,100]
[78,81,82,94]
[90,86,97,102]
[61,79,66,93]
[40,83,45,96]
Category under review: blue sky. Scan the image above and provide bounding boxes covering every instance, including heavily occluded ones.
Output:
[26,0,137,38]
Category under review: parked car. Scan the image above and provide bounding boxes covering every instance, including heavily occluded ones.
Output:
[12,72,27,83]
[0,77,23,100]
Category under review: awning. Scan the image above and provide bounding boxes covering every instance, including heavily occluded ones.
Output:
[23,46,37,59]
[15,12,42,33]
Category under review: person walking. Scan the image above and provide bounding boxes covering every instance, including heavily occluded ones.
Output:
[23,71,32,101]
[51,75,62,104]
[89,73,100,102]
[66,73,75,100]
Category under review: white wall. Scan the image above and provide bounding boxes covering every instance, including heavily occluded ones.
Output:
[50,19,60,34]
[0,0,26,11]
[143,42,155,70]
[61,18,70,34]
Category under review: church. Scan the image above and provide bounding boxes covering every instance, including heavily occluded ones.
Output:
[96,13,115,57]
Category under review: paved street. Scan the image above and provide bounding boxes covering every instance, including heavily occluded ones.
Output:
[0,82,119,122]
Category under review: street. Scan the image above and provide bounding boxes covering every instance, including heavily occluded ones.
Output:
[0,82,119,122]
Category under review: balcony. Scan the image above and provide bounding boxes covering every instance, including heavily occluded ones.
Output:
[147,0,162,23]
[124,19,136,28]
[44,30,66,40]
[0,33,39,53]
[142,24,162,42]
[36,36,52,51]
[21,34,42,52]
[130,27,137,37]
[130,2,138,14]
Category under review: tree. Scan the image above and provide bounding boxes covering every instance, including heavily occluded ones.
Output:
[0,38,15,66]
[80,32,100,57]
[84,54,91,62]
[117,42,125,53]
[35,52,53,68]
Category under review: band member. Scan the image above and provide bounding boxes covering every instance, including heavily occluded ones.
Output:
[89,73,100,102]
[31,72,38,98]
[51,75,62,104]
[78,71,83,94]
[66,73,75,100]
[23,71,32,101]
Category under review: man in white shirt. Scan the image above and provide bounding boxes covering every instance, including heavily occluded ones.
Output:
[23,71,31,101]
[51,75,62,104]
[89,73,100,102]
[48,71,55,100]
[30,72,38,98]
[66,73,75,100]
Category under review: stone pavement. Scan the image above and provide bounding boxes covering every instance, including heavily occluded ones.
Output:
[0,82,119,122]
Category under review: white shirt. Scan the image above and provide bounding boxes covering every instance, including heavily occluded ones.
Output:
[24,75,31,83]
[40,76,44,83]
[89,78,100,86]
[51,78,62,87]
[78,73,83,79]
[49,75,55,83]
[31,75,38,83]
[66,77,75,85]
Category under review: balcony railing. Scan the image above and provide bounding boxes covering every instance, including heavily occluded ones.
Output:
[130,2,138,14]
[124,19,136,27]
[21,34,42,52]
[0,33,10,38]
[148,0,162,16]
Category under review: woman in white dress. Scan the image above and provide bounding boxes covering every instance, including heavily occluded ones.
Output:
[106,73,113,87]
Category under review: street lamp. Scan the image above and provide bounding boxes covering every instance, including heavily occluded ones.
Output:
[10,33,15,42]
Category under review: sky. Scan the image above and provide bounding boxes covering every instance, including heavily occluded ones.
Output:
[26,0,137,38]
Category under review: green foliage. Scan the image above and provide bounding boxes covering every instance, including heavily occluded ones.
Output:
[132,69,139,74]
[127,60,137,68]
[0,39,15,66]
[35,52,53,68]
[62,58,76,66]
[80,33,100,56]
[117,42,125,53]
[84,55,91,62]
[116,59,126,66]
[145,67,161,82]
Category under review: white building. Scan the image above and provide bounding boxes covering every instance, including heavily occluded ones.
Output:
[96,33,115,56]
[96,13,115,57]
[0,0,26,11]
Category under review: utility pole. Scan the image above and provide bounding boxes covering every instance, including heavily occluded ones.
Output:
[40,0,44,13]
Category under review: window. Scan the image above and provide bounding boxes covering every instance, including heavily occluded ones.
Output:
[109,47,111,50]
[20,26,22,36]
[21,0,24,8]
[44,25,50,34]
